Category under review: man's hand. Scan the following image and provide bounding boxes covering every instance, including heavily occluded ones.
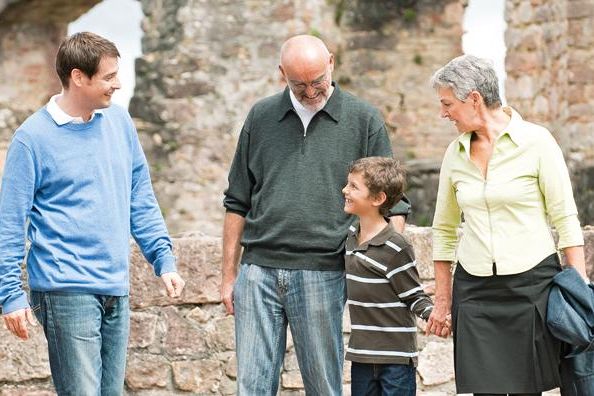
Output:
[3,308,37,340]
[160,272,185,298]
[221,275,236,315]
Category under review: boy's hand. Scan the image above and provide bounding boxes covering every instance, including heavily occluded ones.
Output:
[160,272,185,298]
[3,308,37,340]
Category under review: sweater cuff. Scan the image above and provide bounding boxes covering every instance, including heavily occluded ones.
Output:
[152,254,177,276]
[2,292,30,315]
[388,196,412,217]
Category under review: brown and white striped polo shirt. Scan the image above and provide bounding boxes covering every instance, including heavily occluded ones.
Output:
[344,222,433,366]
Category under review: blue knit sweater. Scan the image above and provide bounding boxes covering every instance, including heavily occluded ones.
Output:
[0,105,175,314]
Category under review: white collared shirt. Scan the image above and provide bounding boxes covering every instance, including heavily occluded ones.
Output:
[289,89,317,133]
[46,94,103,125]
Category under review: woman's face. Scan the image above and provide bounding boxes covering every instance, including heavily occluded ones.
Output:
[437,86,477,133]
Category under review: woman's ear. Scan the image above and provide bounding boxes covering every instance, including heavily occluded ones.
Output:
[470,91,483,108]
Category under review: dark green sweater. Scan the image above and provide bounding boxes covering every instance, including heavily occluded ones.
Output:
[224,84,411,271]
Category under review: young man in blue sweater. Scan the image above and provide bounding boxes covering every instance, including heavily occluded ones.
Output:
[0,32,185,395]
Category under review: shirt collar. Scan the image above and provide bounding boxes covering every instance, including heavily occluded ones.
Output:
[346,221,393,251]
[46,94,103,125]
[457,106,526,153]
[277,82,342,123]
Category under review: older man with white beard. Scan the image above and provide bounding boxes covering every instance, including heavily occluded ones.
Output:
[221,34,411,395]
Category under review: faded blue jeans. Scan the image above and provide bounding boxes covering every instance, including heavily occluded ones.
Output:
[233,263,346,395]
[31,291,130,396]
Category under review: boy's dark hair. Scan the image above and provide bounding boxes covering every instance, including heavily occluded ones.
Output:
[348,157,406,216]
[56,32,120,88]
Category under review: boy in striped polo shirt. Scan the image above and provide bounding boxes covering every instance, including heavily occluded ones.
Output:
[342,157,433,395]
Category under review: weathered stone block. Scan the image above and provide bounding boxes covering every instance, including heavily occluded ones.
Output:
[129,311,159,348]
[162,306,209,356]
[281,369,304,389]
[567,1,594,19]
[205,315,235,351]
[404,225,434,279]
[172,359,222,393]
[130,235,222,309]
[125,353,170,390]
[417,341,455,386]
[0,386,55,396]
[223,352,237,379]
[0,326,50,382]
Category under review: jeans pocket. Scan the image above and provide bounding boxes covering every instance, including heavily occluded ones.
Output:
[29,291,45,326]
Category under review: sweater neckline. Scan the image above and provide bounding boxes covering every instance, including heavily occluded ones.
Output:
[42,107,103,130]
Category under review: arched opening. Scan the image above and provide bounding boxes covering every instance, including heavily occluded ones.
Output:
[463,0,507,103]
[69,0,143,107]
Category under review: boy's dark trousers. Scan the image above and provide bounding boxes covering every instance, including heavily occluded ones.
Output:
[350,361,416,396]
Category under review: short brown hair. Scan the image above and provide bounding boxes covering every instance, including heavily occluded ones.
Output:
[56,32,120,88]
[348,157,406,216]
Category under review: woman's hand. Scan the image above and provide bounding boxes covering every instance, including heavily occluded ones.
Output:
[426,260,454,338]
[426,298,452,338]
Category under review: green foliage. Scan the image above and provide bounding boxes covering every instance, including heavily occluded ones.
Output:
[403,8,417,23]
[413,54,423,65]
[308,27,322,38]
[330,0,420,28]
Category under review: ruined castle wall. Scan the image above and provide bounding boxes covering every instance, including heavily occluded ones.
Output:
[505,0,594,224]
[130,0,465,234]
[3,226,593,394]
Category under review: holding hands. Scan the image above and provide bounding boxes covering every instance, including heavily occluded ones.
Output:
[426,299,452,338]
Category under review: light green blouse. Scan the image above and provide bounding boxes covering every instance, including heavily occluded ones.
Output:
[432,107,584,276]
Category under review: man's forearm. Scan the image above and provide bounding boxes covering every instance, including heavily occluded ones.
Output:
[389,215,406,233]
[222,212,246,279]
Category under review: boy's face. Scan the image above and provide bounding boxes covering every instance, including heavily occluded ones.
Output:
[342,171,383,216]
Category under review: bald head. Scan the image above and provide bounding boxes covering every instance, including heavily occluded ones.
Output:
[280,35,331,69]
[279,35,335,112]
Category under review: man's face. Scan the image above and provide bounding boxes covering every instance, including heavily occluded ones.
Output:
[282,55,334,112]
[81,56,121,110]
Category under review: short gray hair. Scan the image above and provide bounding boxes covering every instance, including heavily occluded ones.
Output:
[430,55,502,109]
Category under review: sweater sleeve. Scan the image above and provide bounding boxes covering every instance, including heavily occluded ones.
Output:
[129,125,176,276]
[0,139,36,314]
[223,109,255,217]
[387,244,433,320]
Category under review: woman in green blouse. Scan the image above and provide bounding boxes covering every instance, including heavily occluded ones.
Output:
[426,54,588,396]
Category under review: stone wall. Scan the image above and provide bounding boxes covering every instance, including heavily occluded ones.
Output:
[0,0,100,179]
[130,0,465,233]
[505,0,594,223]
[3,226,592,395]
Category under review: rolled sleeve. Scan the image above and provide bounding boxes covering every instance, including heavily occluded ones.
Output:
[223,115,254,217]
[432,146,461,262]
[538,133,584,249]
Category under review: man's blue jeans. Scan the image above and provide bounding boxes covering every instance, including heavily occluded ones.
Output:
[31,291,130,396]
[234,263,346,395]
[350,362,416,396]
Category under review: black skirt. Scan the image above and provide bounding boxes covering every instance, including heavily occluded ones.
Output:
[452,253,562,394]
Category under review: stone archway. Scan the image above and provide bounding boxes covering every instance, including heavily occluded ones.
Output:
[0,0,101,173]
